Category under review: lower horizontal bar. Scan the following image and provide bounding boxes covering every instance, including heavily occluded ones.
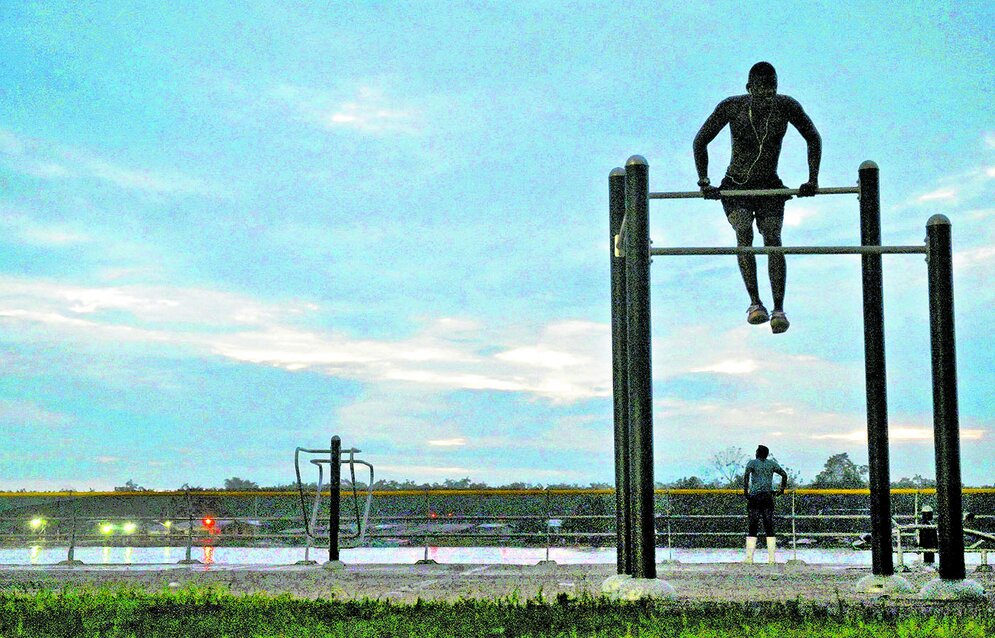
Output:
[649,245,927,256]
[649,186,860,199]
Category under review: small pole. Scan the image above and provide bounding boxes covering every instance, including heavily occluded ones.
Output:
[624,155,656,580]
[925,214,966,581]
[609,166,632,576]
[791,491,798,562]
[858,160,894,578]
[545,487,552,563]
[329,436,341,562]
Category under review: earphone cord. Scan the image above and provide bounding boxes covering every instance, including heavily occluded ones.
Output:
[728,97,773,186]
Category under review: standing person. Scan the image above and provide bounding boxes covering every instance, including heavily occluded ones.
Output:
[918,506,937,565]
[693,61,822,334]
[743,445,789,563]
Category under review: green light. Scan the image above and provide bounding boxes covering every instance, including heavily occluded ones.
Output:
[122,522,137,534]
[100,523,114,535]
[28,518,44,530]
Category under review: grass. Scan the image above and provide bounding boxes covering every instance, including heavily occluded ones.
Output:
[0,584,991,637]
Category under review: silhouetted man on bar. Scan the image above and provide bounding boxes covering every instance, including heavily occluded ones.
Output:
[693,61,822,334]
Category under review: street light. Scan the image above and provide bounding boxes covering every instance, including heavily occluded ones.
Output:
[28,517,45,531]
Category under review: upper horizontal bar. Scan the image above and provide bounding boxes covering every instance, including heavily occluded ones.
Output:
[649,245,927,256]
[649,186,860,199]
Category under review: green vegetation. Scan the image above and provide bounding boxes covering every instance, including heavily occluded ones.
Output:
[0,584,991,637]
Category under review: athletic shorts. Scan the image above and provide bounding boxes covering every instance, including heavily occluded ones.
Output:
[720,175,789,235]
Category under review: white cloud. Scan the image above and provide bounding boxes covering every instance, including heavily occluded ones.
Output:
[954,245,995,270]
[426,438,468,447]
[783,206,819,227]
[985,131,995,149]
[811,426,985,442]
[269,83,421,135]
[0,128,226,197]
[691,359,759,375]
[0,399,75,428]
[917,188,957,202]
[0,211,91,246]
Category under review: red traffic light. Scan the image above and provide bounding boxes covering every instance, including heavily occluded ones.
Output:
[202,517,215,527]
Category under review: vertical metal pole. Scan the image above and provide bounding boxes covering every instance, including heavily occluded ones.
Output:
[858,160,894,577]
[624,155,656,580]
[545,487,552,562]
[791,491,798,562]
[926,214,966,581]
[609,166,632,576]
[330,435,341,562]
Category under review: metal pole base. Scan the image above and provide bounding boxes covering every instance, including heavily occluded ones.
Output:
[974,564,993,574]
[854,574,915,595]
[535,559,557,567]
[55,559,84,567]
[919,578,986,600]
[415,559,439,565]
[176,559,202,565]
[601,574,676,600]
[295,559,319,566]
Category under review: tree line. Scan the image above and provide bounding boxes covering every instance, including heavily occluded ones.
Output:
[95,449,958,492]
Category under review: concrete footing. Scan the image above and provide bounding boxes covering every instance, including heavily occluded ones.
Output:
[854,574,916,595]
[601,574,676,600]
[322,560,346,570]
[919,578,986,600]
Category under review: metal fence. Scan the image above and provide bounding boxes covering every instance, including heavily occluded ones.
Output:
[1,488,992,566]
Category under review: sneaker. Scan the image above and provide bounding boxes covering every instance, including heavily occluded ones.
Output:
[770,310,790,334]
[747,303,769,325]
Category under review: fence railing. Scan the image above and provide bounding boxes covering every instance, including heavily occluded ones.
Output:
[1,488,992,566]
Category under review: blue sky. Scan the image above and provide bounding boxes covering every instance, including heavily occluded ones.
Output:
[0,2,991,490]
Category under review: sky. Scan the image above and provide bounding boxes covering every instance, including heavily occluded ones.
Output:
[0,1,991,491]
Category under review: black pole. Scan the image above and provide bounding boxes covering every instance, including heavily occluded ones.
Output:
[609,166,632,576]
[624,155,655,580]
[330,435,341,562]
[926,214,966,581]
[858,160,894,576]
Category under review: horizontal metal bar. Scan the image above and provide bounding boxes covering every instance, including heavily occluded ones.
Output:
[649,186,860,199]
[649,245,927,256]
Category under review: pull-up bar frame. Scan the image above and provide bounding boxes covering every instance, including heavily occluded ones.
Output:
[609,157,969,592]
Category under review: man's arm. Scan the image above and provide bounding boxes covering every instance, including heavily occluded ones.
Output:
[775,469,788,494]
[743,469,751,498]
[693,101,732,195]
[787,98,822,196]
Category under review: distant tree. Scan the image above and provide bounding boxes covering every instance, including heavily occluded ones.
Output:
[442,478,473,489]
[669,476,710,489]
[808,453,868,488]
[223,477,259,491]
[893,474,936,488]
[114,479,147,492]
[709,446,749,487]
[781,465,804,488]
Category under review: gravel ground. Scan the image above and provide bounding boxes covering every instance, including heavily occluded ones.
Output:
[1,562,993,605]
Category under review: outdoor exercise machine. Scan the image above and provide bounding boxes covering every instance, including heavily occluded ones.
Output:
[609,156,983,598]
[293,436,374,566]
